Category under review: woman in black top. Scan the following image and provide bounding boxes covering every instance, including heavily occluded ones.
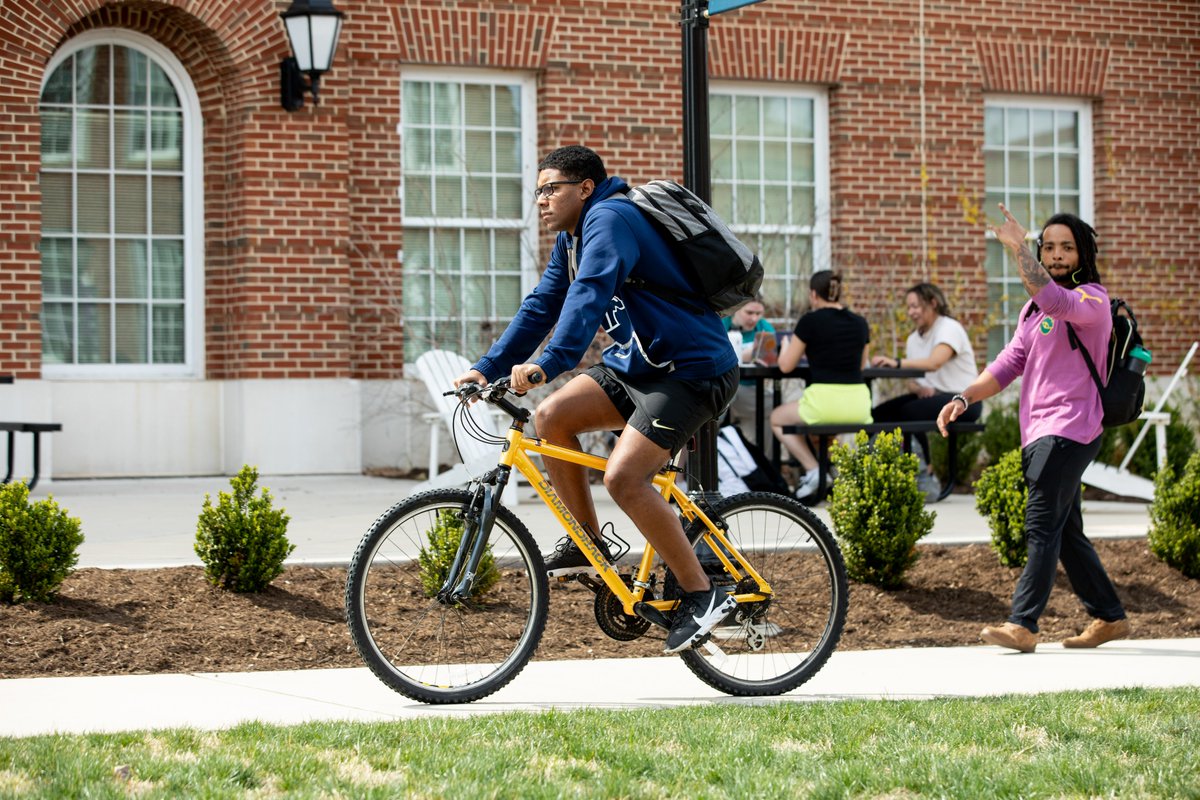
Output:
[769,270,872,499]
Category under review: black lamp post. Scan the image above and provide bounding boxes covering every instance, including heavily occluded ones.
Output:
[680,0,765,498]
[280,0,344,111]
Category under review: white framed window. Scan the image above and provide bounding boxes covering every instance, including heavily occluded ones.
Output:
[983,96,1093,356]
[39,30,203,378]
[710,82,830,321]
[400,68,539,365]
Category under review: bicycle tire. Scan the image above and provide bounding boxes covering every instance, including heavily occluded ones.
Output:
[679,491,848,696]
[345,488,549,704]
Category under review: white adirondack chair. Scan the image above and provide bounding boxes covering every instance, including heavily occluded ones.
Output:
[413,349,527,505]
[1082,340,1198,500]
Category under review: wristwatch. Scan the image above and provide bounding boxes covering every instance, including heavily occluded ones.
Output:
[952,394,969,410]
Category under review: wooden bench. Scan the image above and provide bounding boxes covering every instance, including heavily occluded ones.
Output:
[780,420,986,502]
[0,422,63,492]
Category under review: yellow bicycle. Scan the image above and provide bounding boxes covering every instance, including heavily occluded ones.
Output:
[346,378,848,704]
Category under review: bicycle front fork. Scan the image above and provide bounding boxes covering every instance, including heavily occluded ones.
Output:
[436,468,511,604]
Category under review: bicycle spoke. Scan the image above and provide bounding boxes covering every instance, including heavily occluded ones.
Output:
[680,492,847,696]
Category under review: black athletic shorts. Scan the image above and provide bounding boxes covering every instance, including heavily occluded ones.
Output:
[585,364,739,453]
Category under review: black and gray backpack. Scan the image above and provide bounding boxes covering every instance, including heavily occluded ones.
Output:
[622,180,764,317]
[1065,297,1148,428]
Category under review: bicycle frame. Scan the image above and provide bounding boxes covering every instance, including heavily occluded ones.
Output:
[482,413,773,619]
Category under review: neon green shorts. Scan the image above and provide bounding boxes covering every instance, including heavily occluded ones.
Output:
[797,383,873,424]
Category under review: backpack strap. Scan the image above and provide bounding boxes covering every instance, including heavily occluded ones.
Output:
[1065,321,1106,394]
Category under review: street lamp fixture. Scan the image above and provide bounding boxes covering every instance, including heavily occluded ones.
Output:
[280,0,344,111]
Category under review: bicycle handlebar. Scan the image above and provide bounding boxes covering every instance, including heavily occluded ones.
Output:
[444,372,541,423]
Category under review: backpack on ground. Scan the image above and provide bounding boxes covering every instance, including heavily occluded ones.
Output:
[622,180,764,317]
[1066,297,1149,428]
[716,423,790,496]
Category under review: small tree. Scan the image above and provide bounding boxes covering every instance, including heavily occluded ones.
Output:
[1148,451,1200,579]
[194,465,293,593]
[974,449,1028,568]
[828,429,935,589]
[418,509,499,598]
[0,481,84,603]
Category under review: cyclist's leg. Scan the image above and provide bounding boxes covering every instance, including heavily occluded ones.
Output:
[534,373,627,539]
[604,427,708,592]
[605,366,738,593]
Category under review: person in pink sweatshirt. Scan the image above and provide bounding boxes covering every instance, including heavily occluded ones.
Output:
[937,204,1130,653]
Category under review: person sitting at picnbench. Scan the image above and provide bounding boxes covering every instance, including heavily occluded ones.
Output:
[769,270,871,500]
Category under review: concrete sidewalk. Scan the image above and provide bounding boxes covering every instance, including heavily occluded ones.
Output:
[2,473,1193,738]
[3,640,1198,737]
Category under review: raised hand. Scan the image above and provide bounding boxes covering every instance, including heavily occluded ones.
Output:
[988,203,1028,255]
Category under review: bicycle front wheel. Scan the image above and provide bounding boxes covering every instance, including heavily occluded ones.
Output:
[345,488,549,704]
[680,492,848,696]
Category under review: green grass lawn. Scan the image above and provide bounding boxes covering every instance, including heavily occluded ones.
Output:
[1,687,1197,798]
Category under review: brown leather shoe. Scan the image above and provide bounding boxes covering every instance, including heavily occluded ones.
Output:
[980,622,1038,653]
[1063,617,1131,648]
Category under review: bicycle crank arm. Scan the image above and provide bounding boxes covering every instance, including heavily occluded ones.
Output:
[632,601,672,630]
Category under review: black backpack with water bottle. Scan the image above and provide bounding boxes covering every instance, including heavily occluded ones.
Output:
[1065,297,1149,428]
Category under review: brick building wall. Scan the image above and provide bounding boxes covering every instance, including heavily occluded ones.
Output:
[1,0,1195,379]
[0,0,1194,477]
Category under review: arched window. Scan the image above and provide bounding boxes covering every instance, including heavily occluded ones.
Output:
[39,30,203,376]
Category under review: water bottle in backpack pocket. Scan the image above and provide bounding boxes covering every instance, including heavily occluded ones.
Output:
[1066,298,1149,428]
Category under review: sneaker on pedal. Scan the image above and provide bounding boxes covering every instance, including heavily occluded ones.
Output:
[664,580,738,654]
[544,535,612,577]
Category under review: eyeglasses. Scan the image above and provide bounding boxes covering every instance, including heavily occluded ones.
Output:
[532,180,583,200]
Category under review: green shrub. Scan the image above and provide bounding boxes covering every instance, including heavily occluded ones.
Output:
[974,449,1028,568]
[0,481,84,603]
[194,465,294,593]
[1096,403,1196,480]
[1147,451,1200,579]
[828,429,935,589]
[418,509,499,598]
[979,400,1021,469]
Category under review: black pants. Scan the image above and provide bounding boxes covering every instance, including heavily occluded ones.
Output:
[1009,434,1126,633]
[871,391,982,463]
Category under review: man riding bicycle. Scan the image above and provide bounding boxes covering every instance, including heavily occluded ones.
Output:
[454,145,740,653]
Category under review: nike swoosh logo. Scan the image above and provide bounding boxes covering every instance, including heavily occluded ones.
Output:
[650,418,675,431]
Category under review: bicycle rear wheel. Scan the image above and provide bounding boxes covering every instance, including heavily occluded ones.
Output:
[345,488,549,704]
[680,492,848,696]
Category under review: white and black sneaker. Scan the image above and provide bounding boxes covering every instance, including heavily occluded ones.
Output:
[543,535,613,578]
[664,581,738,654]
[794,469,821,500]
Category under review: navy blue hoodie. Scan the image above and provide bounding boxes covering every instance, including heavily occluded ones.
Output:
[473,176,738,383]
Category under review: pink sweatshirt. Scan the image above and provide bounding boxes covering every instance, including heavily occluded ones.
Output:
[986,281,1112,448]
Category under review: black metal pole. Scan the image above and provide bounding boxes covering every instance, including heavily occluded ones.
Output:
[681,0,710,203]
[680,0,721,500]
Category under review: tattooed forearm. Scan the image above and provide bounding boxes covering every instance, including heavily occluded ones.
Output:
[1016,243,1050,296]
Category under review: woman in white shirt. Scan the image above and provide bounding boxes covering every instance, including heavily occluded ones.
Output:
[871,283,980,482]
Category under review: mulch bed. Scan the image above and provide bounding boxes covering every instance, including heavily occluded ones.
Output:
[1,539,1197,679]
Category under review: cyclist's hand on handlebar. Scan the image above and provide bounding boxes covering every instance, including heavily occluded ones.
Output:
[509,363,545,394]
[453,368,487,389]
[451,368,488,401]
